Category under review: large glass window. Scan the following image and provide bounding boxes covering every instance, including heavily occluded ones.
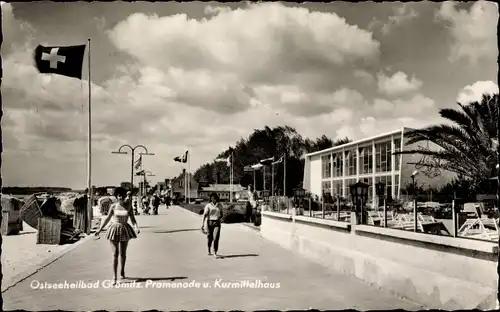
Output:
[375,175,393,198]
[359,146,372,174]
[394,138,401,171]
[375,141,392,172]
[332,152,343,177]
[345,178,357,200]
[332,180,343,197]
[361,177,373,200]
[322,154,332,179]
[322,181,332,197]
[345,150,356,176]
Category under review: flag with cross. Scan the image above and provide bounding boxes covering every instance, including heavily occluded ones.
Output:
[34,44,86,79]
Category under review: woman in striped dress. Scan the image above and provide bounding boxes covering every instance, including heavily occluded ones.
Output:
[95,187,140,285]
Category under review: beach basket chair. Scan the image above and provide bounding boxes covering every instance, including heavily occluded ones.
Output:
[37,217,61,245]
[19,194,43,229]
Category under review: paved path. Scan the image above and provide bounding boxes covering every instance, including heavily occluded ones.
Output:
[3,206,424,310]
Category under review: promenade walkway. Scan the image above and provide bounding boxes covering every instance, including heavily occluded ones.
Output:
[3,206,424,310]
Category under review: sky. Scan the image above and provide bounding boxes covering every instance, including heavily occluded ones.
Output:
[1,1,498,189]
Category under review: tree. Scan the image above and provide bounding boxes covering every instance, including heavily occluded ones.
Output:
[193,125,351,195]
[398,93,498,190]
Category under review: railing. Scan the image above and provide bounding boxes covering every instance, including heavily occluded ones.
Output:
[359,200,499,244]
[266,196,351,222]
[266,196,500,243]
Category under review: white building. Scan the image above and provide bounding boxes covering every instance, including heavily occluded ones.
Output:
[302,127,455,207]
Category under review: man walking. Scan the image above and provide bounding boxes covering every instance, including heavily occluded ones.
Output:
[246,185,258,223]
[152,194,160,215]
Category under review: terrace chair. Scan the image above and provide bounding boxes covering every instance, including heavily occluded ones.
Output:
[458,206,499,241]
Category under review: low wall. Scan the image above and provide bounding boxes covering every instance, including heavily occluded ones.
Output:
[261,211,498,309]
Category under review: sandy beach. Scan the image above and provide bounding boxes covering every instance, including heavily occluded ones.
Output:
[1,222,71,291]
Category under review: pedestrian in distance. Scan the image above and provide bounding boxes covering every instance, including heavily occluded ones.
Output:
[95,187,140,286]
[246,185,258,222]
[166,195,171,209]
[142,195,150,215]
[152,194,160,215]
[201,193,224,258]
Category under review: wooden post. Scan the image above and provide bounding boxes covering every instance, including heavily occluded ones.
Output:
[383,197,387,228]
[452,198,457,237]
[337,196,340,221]
[414,198,418,232]
[322,198,325,219]
[308,197,311,217]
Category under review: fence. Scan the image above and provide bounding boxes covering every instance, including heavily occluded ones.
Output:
[267,196,351,222]
[267,195,499,243]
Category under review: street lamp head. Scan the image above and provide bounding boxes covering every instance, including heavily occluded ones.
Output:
[411,170,419,177]
[140,152,155,156]
[293,187,306,198]
[349,181,369,204]
[375,181,385,197]
[111,151,128,155]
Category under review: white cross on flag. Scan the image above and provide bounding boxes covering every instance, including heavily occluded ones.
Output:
[34,44,86,79]
[215,155,231,167]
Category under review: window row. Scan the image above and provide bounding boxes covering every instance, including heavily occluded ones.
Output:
[321,139,401,178]
[322,175,398,199]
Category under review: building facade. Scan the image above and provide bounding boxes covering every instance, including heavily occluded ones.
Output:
[199,184,246,202]
[171,170,199,199]
[303,127,455,207]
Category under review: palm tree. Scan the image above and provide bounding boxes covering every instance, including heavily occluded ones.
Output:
[398,93,498,190]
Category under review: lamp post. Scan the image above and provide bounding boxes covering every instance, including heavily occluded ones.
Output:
[375,182,386,227]
[411,170,419,232]
[349,181,369,224]
[111,144,155,192]
[136,170,155,197]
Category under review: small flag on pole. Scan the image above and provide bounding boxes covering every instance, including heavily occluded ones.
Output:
[215,155,231,167]
[259,157,274,166]
[134,155,142,170]
[174,151,188,163]
[251,163,263,170]
[272,156,284,165]
[34,44,86,79]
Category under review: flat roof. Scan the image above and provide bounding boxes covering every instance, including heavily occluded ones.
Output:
[305,127,414,157]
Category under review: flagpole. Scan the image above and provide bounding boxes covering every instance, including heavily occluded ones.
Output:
[86,38,92,235]
[230,152,233,203]
[188,150,191,204]
[283,153,286,197]
[272,163,275,196]
[253,170,256,191]
[263,166,266,191]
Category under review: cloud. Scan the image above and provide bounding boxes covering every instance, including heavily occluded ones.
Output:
[107,2,380,82]
[353,69,375,84]
[204,5,231,16]
[372,94,435,117]
[369,3,419,35]
[377,71,423,96]
[456,80,499,105]
[3,2,449,188]
[436,1,498,63]
[252,86,367,117]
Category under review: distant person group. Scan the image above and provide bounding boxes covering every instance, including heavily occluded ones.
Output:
[95,187,260,285]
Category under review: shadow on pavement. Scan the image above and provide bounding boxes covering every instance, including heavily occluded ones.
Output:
[217,253,259,259]
[153,229,200,234]
[125,276,188,282]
